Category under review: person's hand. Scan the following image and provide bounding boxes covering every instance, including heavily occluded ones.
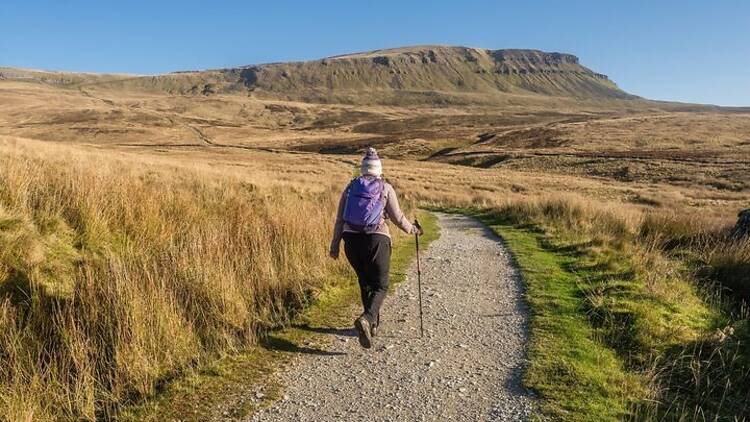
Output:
[414,226,424,236]
[329,249,339,260]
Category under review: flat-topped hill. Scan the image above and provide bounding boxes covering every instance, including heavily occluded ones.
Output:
[1,45,634,104]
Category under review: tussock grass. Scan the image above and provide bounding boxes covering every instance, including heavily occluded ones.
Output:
[0,142,345,420]
[637,211,750,308]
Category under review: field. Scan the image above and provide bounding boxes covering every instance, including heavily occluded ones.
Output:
[0,58,749,421]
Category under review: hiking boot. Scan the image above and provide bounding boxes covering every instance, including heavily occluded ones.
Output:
[354,315,373,349]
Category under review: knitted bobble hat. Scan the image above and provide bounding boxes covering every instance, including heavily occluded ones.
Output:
[361,147,383,177]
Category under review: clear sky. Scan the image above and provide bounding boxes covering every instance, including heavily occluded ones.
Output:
[2,1,748,106]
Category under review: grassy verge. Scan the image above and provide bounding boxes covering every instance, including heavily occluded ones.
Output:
[436,204,749,421]
[120,211,439,421]
[490,224,644,420]
[430,208,646,421]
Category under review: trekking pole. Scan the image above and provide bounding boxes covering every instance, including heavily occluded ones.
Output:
[414,219,424,338]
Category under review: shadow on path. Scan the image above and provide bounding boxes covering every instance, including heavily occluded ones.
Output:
[262,335,347,356]
[293,323,422,341]
[292,324,357,337]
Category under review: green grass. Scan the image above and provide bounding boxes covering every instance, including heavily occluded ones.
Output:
[479,215,645,421]
[119,210,439,421]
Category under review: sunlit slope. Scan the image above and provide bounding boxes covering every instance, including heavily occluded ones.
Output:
[2,46,634,104]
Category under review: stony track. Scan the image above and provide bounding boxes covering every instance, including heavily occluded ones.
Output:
[250,213,535,421]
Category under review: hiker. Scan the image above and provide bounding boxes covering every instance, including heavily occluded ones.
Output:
[329,147,423,349]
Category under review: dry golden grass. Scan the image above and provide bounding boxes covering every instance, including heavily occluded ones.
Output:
[0,138,350,421]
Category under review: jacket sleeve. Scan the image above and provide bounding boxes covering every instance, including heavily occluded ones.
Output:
[330,189,348,254]
[385,184,416,234]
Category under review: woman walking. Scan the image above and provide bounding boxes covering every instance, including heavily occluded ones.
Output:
[329,148,423,349]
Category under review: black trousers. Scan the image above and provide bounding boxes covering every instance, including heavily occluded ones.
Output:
[343,232,391,325]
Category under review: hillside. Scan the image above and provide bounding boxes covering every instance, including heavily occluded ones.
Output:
[2,46,634,104]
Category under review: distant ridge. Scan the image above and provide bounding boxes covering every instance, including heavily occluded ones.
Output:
[1,45,636,105]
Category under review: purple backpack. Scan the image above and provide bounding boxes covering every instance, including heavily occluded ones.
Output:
[343,176,386,233]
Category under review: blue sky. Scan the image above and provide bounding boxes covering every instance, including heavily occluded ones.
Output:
[2,1,748,106]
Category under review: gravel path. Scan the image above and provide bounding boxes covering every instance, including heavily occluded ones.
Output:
[251,213,535,421]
